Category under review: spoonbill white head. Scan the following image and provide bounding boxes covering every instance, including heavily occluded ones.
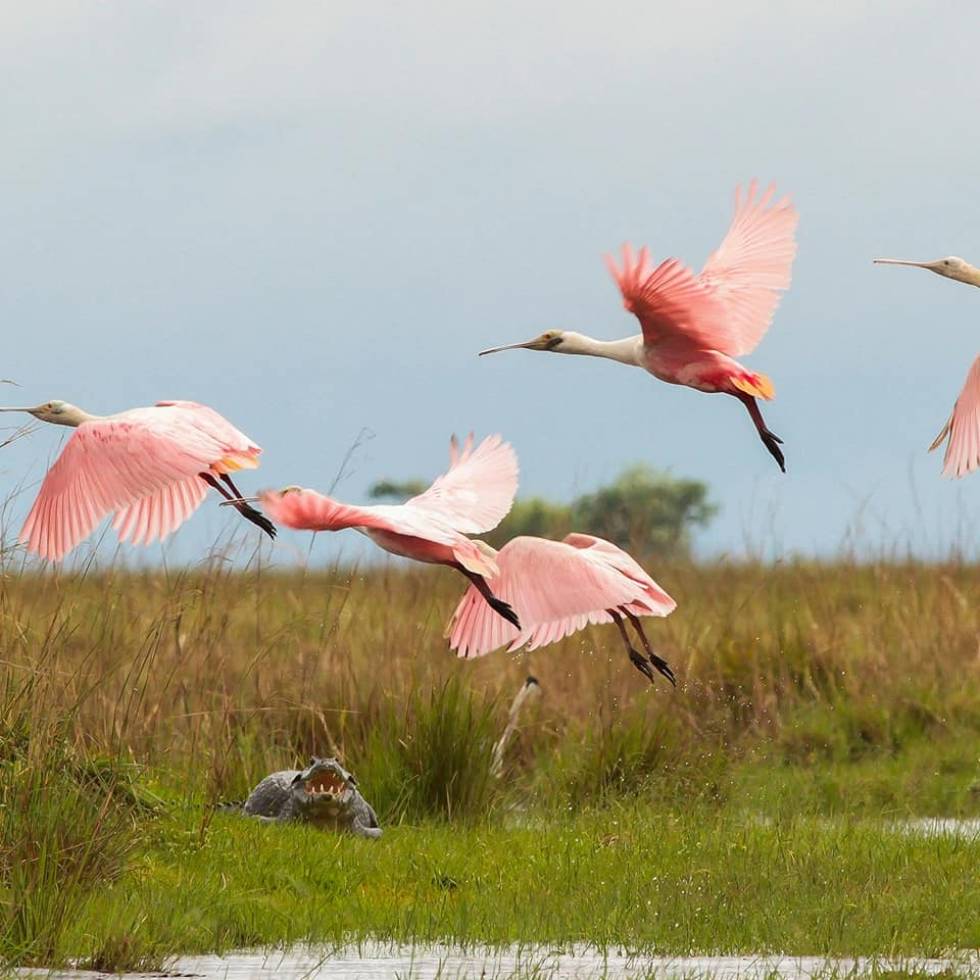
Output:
[478,330,571,356]
[874,255,980,287]
[0,400,92,427]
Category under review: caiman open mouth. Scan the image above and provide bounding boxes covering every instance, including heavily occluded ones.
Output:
[305,771,346,795]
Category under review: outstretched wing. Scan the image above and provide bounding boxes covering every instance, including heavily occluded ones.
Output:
[259,488,498,576]
[698,181,798,356]
[931,355,980,478]
[605,246,729,350]
[405,433,518,534]
[156,400,262,468]
[606,182,797,357]
[446,535,662,659]
[20,417,222,561]
[110,477,209,547]
[561,533,677,617]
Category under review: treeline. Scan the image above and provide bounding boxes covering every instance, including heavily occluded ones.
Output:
[369,464,716,559]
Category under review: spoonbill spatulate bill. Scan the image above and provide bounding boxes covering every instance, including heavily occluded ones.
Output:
[258,434,523,628]
[446,533,677,685]
[873,255,980,287]
[480,181,798,471]
[0,400,276,561]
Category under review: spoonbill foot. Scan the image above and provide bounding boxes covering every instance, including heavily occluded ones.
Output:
[235,502,277,539]
[628,647,657,684]
[647,651,677,687]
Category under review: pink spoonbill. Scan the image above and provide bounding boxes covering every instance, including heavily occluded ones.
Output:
[480,181,798,471]
[874,255,980,477]
[256,434,523,628]
[446,533,677,685]
[0,399,275,561]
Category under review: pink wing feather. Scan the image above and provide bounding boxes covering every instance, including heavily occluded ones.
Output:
[156,401,262,462]
[931,355,980,478]
[406,433,518,534]
[698,181,799,356]
[447,534,676,659]
[20,414,223,561]
[606,182,797,357]
[605,247,729,350]
[20,403,265,561]
[111,477,208,547]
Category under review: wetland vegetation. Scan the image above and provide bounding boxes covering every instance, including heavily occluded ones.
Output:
[1,555,978,971]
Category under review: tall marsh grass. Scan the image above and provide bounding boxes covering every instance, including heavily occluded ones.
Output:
[0,550,977,964]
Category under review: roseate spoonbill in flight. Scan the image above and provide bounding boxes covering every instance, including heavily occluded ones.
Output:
[480,181,798,471]
[446,533,677,685]
[874,255,980,477]
[0,399,275,561]
[255,434,523,628]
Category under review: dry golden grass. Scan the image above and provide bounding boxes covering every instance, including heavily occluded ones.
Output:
[1,555,976,798]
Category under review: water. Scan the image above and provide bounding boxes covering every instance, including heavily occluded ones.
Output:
[20,944,980,980]
[895,817,980,840]
[750,815,980,841]
[19,820,980,978]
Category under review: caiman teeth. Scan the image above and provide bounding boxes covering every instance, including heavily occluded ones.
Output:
[304,773,346,794]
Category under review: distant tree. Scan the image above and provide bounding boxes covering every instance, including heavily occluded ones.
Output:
[366,465,715,559]
[570,465,716,558]
[368,479,428,501]
[484,497,572,549]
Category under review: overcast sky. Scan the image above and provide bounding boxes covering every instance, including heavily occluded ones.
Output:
[1,1,978,566]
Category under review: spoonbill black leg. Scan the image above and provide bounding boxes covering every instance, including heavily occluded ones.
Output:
[200,472,277,539]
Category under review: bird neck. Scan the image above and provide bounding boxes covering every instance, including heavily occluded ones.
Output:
[560,332,642,366]
[55,406,101,427]
[958,264,980,287]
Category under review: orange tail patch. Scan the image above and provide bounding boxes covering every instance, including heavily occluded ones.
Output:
[732,372,775,400]
[212,453,260,475]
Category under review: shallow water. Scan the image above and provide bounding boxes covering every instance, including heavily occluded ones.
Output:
[20,821,980,978]
[896,817,980,839]
[750,815,980,841]
[21,944,980,980]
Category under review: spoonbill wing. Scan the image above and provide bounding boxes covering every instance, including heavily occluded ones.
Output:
[605,246,730,351]
[699,181,798,356]
[155,401,262,469]
[931,355,980,478]
[111,477,208,547]
[606,182,796,357]
[560,533,677,616]
[156,400,244,427]
[447,535,675,659]
[405,433,518,534]
[20,412,227,561]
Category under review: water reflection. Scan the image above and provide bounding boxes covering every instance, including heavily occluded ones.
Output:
[23,944,980,980]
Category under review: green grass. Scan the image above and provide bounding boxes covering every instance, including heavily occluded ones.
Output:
[0,558,978,970]
[8,736,979,971]
[58,805,980,962]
